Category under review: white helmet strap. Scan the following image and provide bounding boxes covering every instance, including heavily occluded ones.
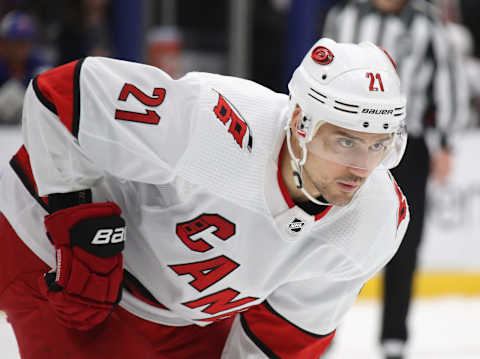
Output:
[285,121,331,206]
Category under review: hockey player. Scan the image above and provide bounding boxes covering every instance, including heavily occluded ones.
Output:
[0,38,409,358]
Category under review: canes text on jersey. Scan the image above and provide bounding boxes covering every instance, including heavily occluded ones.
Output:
[168,213,259,322]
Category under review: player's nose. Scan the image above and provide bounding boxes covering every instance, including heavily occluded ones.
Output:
[346,166,370,179]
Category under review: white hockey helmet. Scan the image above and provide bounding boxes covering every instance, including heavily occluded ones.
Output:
[288,37,407,170]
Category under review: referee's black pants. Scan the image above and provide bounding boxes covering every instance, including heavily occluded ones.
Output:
[380,136,430,344]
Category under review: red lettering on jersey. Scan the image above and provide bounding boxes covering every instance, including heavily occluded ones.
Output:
[213,94,251,150]
[169,255,239,292]
[228,111,248,147]
[173,214,253,320]
[115,83,165,125]
[118,83,166,106]
[393,181,407,228]
[176,214,235,253]
[213,95,231,125]
[115,109,160,124]
[183,288,258,315]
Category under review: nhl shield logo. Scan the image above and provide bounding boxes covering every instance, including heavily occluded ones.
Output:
[287,217,305,234]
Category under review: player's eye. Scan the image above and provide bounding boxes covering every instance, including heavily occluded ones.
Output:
[338,138,354,148]
[369,142,386,152]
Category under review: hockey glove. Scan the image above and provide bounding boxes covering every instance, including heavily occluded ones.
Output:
[39,202,126,330]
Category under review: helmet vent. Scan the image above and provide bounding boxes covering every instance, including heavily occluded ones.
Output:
[333,100,359,114]
[310,88,327,98]
[308,93,325,104]
[335,107,359,114]
[308,88,327,104]
[335,100,359,108]
[394,106,405,117]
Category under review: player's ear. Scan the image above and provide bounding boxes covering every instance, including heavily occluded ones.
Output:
[290,105,302,131]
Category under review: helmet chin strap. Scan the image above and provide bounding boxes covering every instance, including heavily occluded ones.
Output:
[285,125,331,206]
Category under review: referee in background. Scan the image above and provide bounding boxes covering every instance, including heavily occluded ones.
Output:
[323,1,465,358]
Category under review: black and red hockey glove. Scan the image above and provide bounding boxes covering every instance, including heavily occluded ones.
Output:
[39,202,125,331]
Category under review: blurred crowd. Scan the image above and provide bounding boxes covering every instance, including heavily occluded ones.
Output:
[0,0,111,125]
[1,0,479,127]
[0,0,479,128]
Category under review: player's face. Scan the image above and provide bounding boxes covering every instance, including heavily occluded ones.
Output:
[302,123,387,206]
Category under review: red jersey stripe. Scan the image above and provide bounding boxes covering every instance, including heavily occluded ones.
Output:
[241,301,335,358]
[277,143,296,208]
[35,59,84,137]
[9,146,50,212]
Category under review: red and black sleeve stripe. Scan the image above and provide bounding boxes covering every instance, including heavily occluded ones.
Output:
[32,58,85,138]
[240,301,335,359]
[9,146,51,213]
[9,59,86,213]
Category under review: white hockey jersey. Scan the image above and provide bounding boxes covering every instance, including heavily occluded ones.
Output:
[0,57,409,358]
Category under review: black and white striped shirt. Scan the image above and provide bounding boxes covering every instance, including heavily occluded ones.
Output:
[323,0,461,145]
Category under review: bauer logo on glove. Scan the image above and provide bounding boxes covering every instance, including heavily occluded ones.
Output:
[91,227,126,245]
[70,215,126,257]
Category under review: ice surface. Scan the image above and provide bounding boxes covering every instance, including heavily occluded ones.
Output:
[325,297,480,359]
[2,297,479,359]
[0,312,19,359]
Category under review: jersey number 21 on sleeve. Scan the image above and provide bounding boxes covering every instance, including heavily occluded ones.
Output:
[115,83,166,125]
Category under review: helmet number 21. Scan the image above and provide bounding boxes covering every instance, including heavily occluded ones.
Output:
[366,72,384,92]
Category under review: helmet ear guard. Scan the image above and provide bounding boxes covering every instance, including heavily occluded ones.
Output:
[294,114,310,140]
[288,102,324,145]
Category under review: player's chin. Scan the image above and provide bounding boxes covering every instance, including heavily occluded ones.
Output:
[326,188,357,206]
[324,193,352,206]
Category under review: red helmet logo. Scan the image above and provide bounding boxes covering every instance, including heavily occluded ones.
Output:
[311,46,334,65]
